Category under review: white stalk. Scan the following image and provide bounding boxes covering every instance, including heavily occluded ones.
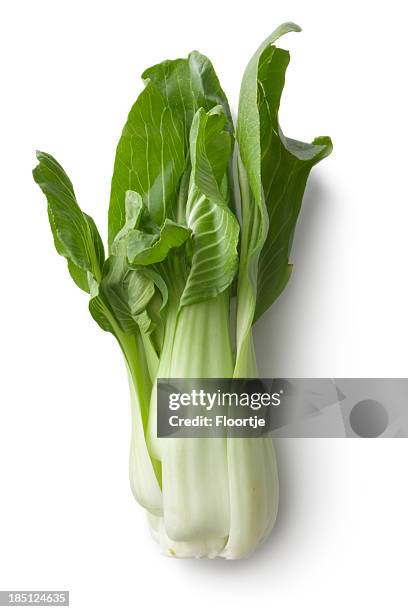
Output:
[160,292,232,552]
[222,331,279,559]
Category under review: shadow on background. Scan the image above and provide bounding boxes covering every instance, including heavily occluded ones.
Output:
[253,174,333,377]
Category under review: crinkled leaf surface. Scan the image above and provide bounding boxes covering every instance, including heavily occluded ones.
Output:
[98,255,155,336]
[128,219,191,266]
[180,107,239,307]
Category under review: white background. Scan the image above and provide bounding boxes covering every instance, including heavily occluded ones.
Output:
[0,1,407,610]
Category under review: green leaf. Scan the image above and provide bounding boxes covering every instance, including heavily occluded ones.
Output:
[111,190,144,253]
[142,51,233,141]
[142,268,168,312]
[99,255,155,335]
[108,52,234,249]
[127,219,191,265]
[33,151,105,291]
[190,106,231,204]
[108,82,186,245]
[135,310,154,335]
[140,268,169,354]
[256,136,332,320]
[237,23,301,210]
[254,43,332,320]
[88,293,114,333]
[107,190,175,340]
[145,52,236,219]
[235,23,332,362]
[126,268,156,316]
[126,231,157,258]
[180,107,239,307]
[67,260,90,293]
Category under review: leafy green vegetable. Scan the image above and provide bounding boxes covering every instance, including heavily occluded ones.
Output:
[108,52,233,248]
[235,23,332,373]
[33,151,105,291]
[181,106,239,307]
[127,219,191,266]
[33,24,332,559]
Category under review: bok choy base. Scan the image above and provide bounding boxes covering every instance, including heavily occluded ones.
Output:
[33,22,332,559]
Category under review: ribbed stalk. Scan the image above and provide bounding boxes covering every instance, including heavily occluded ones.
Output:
[147,300,180,461]
[161,292,232,547]
[114,328,163,514]
[222,330,279,559]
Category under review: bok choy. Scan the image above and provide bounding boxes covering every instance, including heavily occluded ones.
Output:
[33,22,332,559]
